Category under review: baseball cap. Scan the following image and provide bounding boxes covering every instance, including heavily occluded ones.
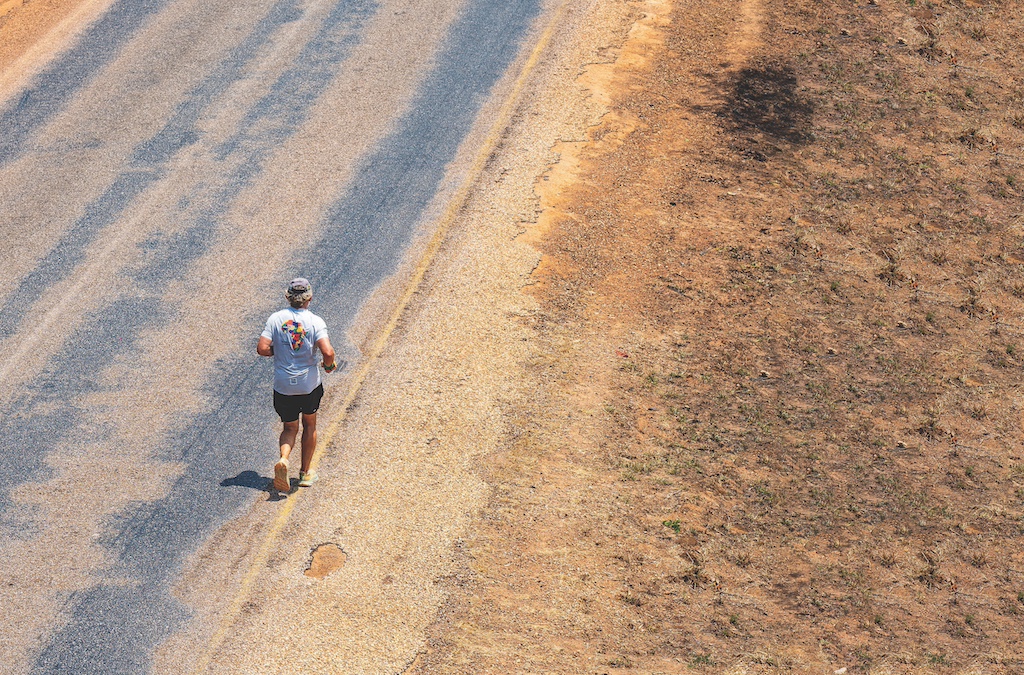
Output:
[286,277,311,296]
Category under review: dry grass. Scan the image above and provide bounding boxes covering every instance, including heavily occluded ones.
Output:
[419,0,1024,672]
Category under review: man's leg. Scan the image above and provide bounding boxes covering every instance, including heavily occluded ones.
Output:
[299,412,317,474]
[274,420,299,492]
[279,420,300,461]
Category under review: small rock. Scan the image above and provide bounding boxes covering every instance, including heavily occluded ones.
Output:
[759,370,770,378]
[835,669,848,675]
[896,36,907,45]
[827,347,837,355]
[897,440,908,449]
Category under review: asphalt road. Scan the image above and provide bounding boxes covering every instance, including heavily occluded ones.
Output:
[0,0,542,671]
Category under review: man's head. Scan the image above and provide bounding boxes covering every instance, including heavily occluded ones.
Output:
[286,277,312,308]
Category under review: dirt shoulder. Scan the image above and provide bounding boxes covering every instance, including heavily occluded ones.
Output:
[417,0,1024,672]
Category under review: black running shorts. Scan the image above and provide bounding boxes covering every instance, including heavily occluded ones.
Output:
[273,383,324,423]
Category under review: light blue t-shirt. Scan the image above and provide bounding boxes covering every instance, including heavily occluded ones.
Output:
[261,307,329,395]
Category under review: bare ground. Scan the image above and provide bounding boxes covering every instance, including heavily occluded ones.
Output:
[416,0,1024,672]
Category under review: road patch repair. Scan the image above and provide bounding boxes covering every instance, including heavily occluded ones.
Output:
[305,544,347,581]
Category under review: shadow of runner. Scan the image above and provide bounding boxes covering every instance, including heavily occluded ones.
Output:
[220,470,272,491]
[220,470,292,501]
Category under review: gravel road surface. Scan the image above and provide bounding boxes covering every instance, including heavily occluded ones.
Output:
[0,0,553,671]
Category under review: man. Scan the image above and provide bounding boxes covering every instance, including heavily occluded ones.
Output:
[257,278,337,494]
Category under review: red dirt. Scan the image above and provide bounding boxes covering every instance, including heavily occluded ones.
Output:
[417,0,1024,672]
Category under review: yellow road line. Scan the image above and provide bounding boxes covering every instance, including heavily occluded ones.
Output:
[191,3,567,671]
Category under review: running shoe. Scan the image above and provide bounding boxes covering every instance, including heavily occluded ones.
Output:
[274,458,290,493]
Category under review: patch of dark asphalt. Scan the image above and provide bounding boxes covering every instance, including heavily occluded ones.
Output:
[0,222,213,539]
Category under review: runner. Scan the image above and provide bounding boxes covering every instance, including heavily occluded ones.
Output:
[257,278,338,494]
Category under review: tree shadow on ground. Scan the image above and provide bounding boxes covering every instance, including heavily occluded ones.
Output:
[718,59,816,159]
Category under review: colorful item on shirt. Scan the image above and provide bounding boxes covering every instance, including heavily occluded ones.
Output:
[282,319,307,351]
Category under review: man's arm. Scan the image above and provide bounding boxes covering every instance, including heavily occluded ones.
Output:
[316,337,336,371]
[257,336,274,357]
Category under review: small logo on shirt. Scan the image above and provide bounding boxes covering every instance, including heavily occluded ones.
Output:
[282,319,307,351]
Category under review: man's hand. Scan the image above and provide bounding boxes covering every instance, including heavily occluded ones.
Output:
[323,359,346,373]
[257,336,274,357]
[316,336,337,372]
